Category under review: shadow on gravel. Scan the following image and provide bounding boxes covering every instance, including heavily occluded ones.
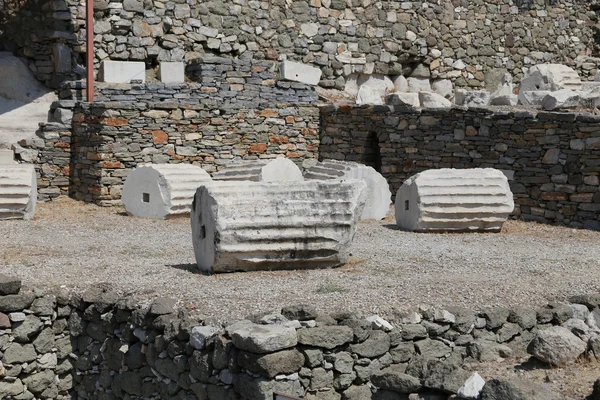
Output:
[514,357,550,372]
[382,224,408,231]
[168,263,206,274]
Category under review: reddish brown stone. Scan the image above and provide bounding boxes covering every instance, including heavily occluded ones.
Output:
[152,130,169,145]
[55,142,70,148]
[100,161,124,169]
[270,135,289,144]
[249,143,267,153]
[541,192,569,201]
[285,116,295,124]
[261,109,279,118]
[301,128,317,136]
[0,312,10,329]
[102,117,128,127]
[287,152,300,158]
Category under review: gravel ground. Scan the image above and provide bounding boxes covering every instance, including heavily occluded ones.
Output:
[2,197,599,324]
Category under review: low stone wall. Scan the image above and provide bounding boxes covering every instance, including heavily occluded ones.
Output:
[2,274,599,400]
[320,105,600,230]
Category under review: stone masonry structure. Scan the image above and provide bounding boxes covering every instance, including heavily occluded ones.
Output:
[320,104,600,230]
[3,275,600,399]
[1,0,600,90]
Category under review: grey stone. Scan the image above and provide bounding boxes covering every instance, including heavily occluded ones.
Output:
[238,349,304,378]
[311,367,334,389]
[33,328,55,353]
[496,322,522,343]
[298,326,353,349]
[22,370,55,394]
[415,339,451,359]
[332,351,354,374]
[231,323,297,353]
[401,324,428,340]
[13,315,43,342]
[480,379,564,400]
[31,296,56,316]
[508,308,537,330]
[390,342,415,363]
[467,340,512,362]
[482,308,510,330]
[190,325,219,350]
[301,347,324,367]
[423,357,470,393]
[542,89,580,110]
[569,294,600,309]
[528,326,587,366]
[0,274,21,295]
[149,297,177,315]
[371,364,421,393]
[351,330,391,358]
[343,385,372,400]
[0,379,25,397]
[281,304,319,321]
[0,293,35,312]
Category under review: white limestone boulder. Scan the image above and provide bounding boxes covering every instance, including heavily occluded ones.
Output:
[0,151,37,220]
[385,92,420,108]
[542,89,580,110]
[356,85,384,105]
[212,158,303,182]
[454,89,491,107]
[122,163,212,219]
[190,180,367,273]
[303,159,392,220]
[392,75,408,92]
[407,77,432,93]
[518,64,582,105]
[418,91,452,108]
[395,168,514,232]
[431,79,454,99]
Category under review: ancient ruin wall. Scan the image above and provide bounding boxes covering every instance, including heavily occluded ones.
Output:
[1,276,599,400]
[320,105,600,230]
[1,0,599,90]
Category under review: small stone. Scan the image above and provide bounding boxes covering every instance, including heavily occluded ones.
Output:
[366,315,393,332]
[190,326,219,350]
[0,274,21,295]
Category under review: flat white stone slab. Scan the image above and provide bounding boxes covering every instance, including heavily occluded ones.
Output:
[395,168,514,232]
[0,149,16,165]
[303,159,392,220]
[100,61,146,83]
[518,64,582,104]
[212,158,304,182]
[191,180,367,273]
[122,163,212,219]
[454,89,491,107]
[279,60,322,85]
[0,164,36,220]
[158,62,185,83]
[385,92,420,107]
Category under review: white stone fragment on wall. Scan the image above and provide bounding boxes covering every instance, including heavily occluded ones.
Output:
[190,180,367,273]
[303,159,392,220]
[395,168,514,232]
[542,89,580,110]
[0,162,37,220]
[158,62,185,83]
[518,90,551,106]
[122,163,212,219]
[454,89,491,107]
[0,149,16,165]
[518,64,582,104]
[406,77,432,93]
[490,73,518,106]
[212,158,304,182]
[393,75,408,92]
[431,79,453,99]
[280,60,322,85]
[99,60,146,83]
[418,91,452,108]
[356,85,384,105]
[385,92,420,107]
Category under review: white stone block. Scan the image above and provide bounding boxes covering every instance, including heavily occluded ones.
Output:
[190,180,367,273]
[542,89,580,110]
[356,85,384,105]
[454,89,491,107]
[490,73,518,106]
[100,60,146,83]
[212,158,303,182]
[431,79,453,99]
[418,91,452,108]
[392,75,408,92]
[518,90,551,106]
[158,62,185,83]
[395,168,514,232]
[303,159,392,220]
[385,92,420,108]
[0,164,36,220]
[406,77,431,93]
[518,64,582,104]
[279,60,322,85]
[122,163,212,219]
[0,149,16,165]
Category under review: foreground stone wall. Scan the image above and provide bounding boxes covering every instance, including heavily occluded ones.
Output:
[320,105,600,230]
[2,275,600,400]
[1,0,598,90]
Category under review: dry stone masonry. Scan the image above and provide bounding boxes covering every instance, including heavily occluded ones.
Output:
[212,158,304,182]
[394,168,514,232]
[190,180,367,273]
[0,149,37,220]
[3,275,600,399]
[122,163,212,219]
[303,159,392,220]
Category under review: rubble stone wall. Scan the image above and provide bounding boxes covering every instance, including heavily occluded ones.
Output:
[320,105,600,230]
[2,276,599,400]
[1,0,599,90]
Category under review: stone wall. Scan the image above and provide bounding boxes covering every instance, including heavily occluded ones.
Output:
[0,0,81,88]
[320,105,600,230]
[2,274,600,399]
[2,0,600,90]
